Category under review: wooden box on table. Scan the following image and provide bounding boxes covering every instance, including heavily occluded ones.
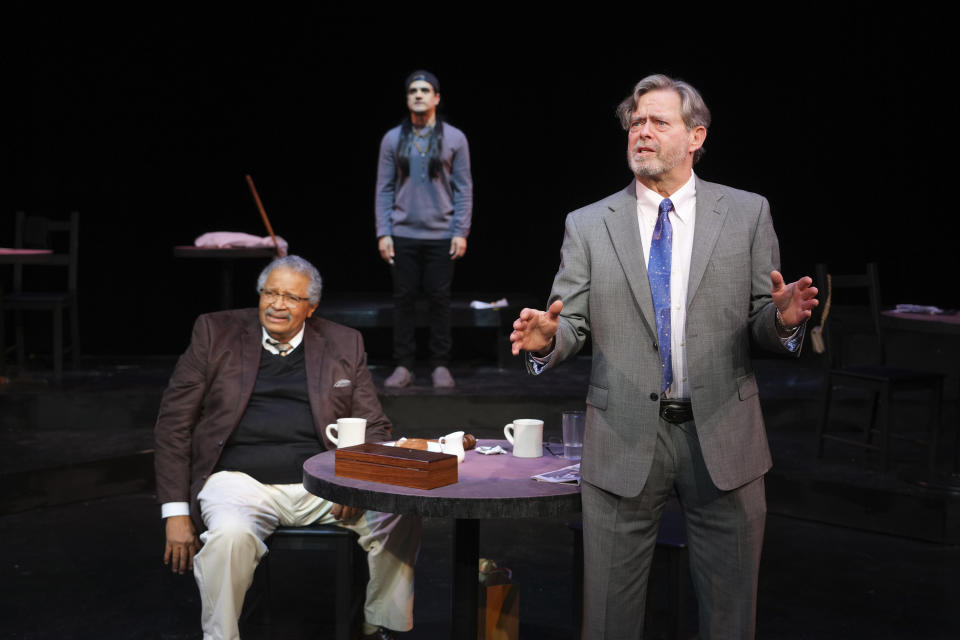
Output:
[334,443,458,489]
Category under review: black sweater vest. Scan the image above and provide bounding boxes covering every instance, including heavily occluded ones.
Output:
[214,346,321,484]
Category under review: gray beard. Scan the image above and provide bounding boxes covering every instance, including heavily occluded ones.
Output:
[627,144,687,179]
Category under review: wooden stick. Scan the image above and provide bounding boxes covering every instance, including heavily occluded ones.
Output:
[244,174,282,257]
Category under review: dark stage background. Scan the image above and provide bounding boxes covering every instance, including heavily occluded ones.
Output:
[4,5,952,357]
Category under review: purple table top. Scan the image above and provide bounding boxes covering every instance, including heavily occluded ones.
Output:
[303,439,581,519]
[881,310,960,335]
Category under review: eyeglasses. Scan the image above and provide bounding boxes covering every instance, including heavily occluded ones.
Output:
[260,288,309,308]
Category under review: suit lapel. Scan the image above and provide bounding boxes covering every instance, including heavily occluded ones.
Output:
[239,318,262,415]
[303,318,329,432]
[603,182,657,338]
[687,178,727,306]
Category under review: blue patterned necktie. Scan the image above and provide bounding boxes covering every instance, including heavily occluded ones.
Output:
[648,198,674,395]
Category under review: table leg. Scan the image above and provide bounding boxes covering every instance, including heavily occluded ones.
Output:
[219,260,234,310]
[451,518,478,640]
[905,379,960,492]
[953,377,960,475]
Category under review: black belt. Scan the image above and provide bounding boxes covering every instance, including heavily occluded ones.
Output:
[659,399,693,424]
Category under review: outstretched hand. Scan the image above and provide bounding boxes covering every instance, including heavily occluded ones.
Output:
[770,270,819,329]
[510,299,563,356]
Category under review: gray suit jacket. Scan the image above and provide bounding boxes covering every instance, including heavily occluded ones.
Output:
[534,177,793,496]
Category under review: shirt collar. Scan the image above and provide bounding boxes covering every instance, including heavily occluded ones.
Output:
[635,172,697,223]
[261,324,306,354]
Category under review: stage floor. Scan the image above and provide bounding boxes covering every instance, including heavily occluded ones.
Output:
[2,354,959,638]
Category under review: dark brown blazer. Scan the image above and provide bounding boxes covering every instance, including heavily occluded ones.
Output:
[154,308,392,530]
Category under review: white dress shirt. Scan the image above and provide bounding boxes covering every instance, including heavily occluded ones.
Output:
[636,174,697,399]
[260,325,305,355]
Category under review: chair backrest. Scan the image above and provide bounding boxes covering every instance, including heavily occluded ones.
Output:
[13,210,79,293]
[814,262,885,368]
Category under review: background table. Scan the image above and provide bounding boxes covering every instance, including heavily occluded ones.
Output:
[881,310,960,488]
[881,309,960,336]
[0,248,55,265]
[303,439,581,639]
[172,246,278,309]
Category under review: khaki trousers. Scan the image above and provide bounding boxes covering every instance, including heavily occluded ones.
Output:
[194,471,420,640]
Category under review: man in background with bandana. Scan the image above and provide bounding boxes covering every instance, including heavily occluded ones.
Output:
[375,70,473,389]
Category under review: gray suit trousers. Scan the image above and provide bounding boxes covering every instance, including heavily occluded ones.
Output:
[581,416,766,640]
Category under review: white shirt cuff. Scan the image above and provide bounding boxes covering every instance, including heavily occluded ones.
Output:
[780,324,804,353]
[161,502,190,519]
[528,349,554,374]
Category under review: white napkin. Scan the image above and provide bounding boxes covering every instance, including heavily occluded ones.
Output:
[476,445,507,455]
[470,298,509,309]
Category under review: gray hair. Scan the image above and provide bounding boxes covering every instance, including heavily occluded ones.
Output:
[616,74,711,164]
[256,255,323,305]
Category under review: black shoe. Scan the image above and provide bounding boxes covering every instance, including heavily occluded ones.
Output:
[360,627,396,640]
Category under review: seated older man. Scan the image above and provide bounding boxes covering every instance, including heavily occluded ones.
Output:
[155,255,418,640]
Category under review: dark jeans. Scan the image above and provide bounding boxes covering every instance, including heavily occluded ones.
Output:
[391,237,455,369]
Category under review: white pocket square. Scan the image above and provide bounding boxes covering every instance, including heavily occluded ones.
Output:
[333,378,352,388]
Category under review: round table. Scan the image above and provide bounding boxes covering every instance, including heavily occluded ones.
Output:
[303,439,581,640]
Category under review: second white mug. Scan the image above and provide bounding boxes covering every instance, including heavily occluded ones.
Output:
[503,419,544,458]
[439,430,466,463]
[325,417,367,448]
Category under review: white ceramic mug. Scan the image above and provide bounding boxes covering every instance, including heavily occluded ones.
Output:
[503,419,544,458]
[438,430,466,463]
[325,417,367,448]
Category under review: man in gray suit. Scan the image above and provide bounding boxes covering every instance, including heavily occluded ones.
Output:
[509,74,818,639]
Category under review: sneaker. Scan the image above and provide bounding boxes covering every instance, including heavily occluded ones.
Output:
[384,366,413,388]
[431,366,455,388]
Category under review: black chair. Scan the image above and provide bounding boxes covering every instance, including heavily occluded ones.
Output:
[241,524,367,640]
[0,210,80,381]
[814,263,944,472]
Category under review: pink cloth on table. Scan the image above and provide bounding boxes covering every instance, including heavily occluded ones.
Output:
[194,232,288,256]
